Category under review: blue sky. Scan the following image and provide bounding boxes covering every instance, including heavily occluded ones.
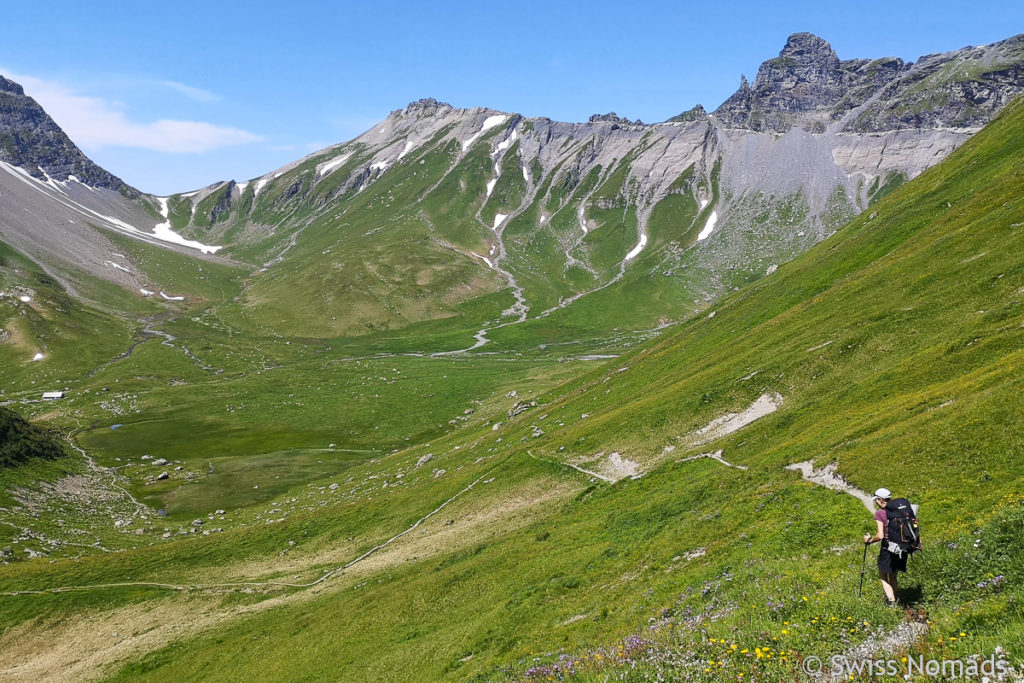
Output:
[3,0,1022,194]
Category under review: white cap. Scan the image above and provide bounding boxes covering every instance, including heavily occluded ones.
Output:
[873,488,891,500]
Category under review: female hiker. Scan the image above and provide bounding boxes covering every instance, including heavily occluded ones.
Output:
[864,487,906,607]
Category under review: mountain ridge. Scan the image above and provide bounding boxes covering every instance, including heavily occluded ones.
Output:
[2,31,1024,343]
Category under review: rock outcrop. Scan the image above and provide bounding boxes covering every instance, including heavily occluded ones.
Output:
[0,75,136,196]
[714,32,1024,134]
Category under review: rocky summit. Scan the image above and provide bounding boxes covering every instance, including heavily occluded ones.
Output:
[715,32,1024,133]
[0,76,135,195]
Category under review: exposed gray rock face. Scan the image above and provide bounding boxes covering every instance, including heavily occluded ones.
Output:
[714,32,1024,134]
[668,104,708,124]
[847,34,1024,131]
[588,112,644,126]
[0,75,136,196]
[208,181,235,224]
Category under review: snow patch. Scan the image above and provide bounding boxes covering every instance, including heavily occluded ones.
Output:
[19,295,31,303]
[397,140,415,160]
[104,260,130,273]
[32,352,44,362]
[697,210,718,241]
[153,196,222,254]
[624,232,648,261]
[471,252,494,269]
[139,288,154,296]
[481,114,508,132]
[492,213,507,230]
[317,153,352,177]
[253,177,270,196]
[159,291,185,302]
[370,160,390,172]
[486,178,497,197]
[0,161,221,254]
[235,181,248,195]
[462,114,509,151]
[495,129,517,152]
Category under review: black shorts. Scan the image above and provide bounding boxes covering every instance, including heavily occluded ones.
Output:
[878,546,908,574]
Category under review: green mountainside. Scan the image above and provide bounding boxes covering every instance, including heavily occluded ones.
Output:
[1,81,1022,683]
[0,407,64,469]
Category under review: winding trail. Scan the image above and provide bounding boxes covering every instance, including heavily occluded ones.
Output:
[0,469,494,598]
[527,450,616,483]
[786,460,874,512]
[63,424,150,521]
[678,450,748,470]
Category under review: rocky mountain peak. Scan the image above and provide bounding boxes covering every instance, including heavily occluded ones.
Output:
[667,104,708,124]
[0,74,136,196]
[713,32,1024,135]
[0,76,25,96]
[399,98,455,117]
[780,32,839,66]
[713,32,852,131]
[588,112,644,126]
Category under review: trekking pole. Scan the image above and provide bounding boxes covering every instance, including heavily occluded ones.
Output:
[858,541,869,597]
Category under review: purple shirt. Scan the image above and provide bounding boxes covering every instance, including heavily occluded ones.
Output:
[874,508,887,539]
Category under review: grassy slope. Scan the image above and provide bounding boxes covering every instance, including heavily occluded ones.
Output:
[2,100,1024,680]
[0,407,64,468]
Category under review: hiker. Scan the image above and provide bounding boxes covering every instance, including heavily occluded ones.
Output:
[864,487,905,606]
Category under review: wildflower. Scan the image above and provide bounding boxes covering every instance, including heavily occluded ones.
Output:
[960,632,966,637]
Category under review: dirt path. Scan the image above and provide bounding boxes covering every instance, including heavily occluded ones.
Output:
[678,449,748,470]
[0,472,576,682]
[527,450,643,483]
[785,460,874,512]
[0,468,495,598]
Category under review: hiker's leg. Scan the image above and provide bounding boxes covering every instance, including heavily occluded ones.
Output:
[878,570,896,603]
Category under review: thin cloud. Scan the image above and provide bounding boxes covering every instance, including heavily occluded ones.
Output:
[159,80,221,103]
[4,70,263,154]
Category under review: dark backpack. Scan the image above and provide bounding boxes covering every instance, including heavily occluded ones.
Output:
[885,498,922,556]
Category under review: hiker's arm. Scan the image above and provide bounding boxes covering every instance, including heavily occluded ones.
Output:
[864,519,885,545]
